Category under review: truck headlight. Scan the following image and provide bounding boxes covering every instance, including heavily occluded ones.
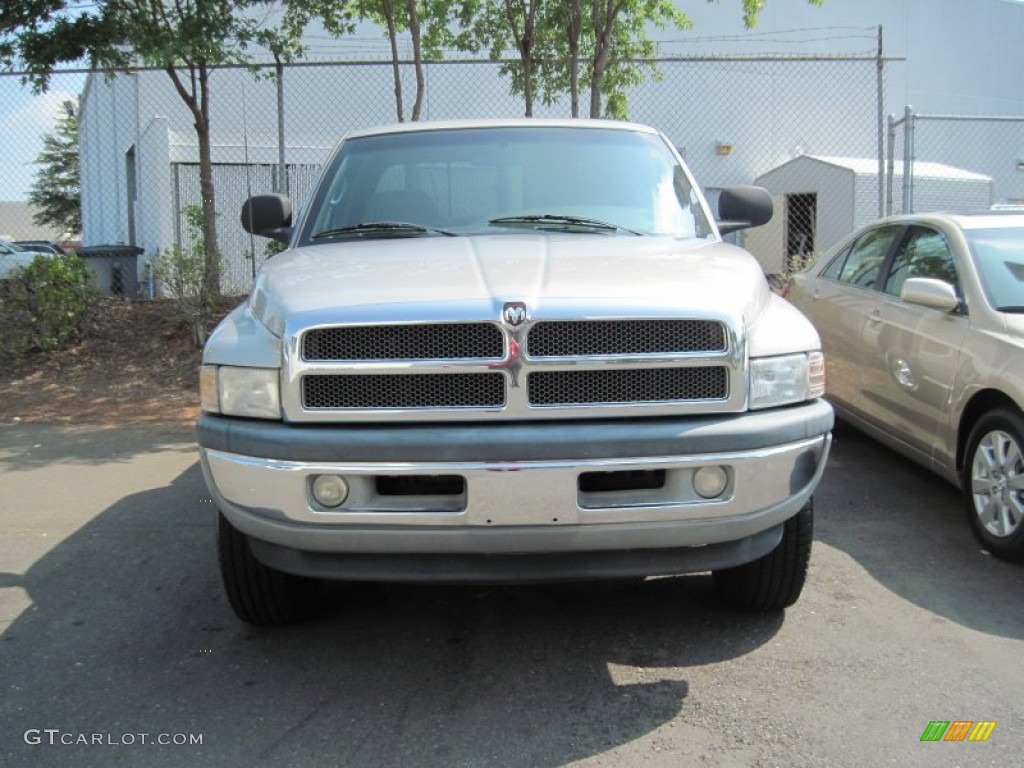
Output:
[200,365,282,419]
[749,352,825,410]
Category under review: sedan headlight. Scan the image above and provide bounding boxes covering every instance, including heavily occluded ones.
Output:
[749,352,825,410]
[200,365,282,419]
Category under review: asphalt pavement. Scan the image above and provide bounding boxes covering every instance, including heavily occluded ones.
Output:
[1,420,1022,767]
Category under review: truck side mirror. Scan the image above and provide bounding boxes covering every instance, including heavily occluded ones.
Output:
[242,194,293,244]
[717,186,773,235]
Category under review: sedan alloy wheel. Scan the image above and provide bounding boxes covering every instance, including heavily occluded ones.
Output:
[965,409,1024,560]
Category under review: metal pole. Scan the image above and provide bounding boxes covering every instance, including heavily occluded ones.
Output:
[886,114,896,216]
[275,54,287,195]
[242,88,257,282]
[133,70,142,248]
[876,25,886,218]
[902,105,914,214]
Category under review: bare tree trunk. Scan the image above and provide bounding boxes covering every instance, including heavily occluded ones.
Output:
[567,0,582,117]
[196,63,220,301]
[167,62,220,300]
[406,0,425,120]
[381,1,404,122]
[505,0,537,117]
[589,0,624,118]
[523,57,534,117]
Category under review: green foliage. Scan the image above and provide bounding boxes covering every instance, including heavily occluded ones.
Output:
[443,0,822,119]
[0,252,96,358]
[769,251,818,294]
[265,239,288,258]
[151,205,218,347]
[724,0,825,30]
[316,1,456,122]
[2,1,319,303]
[445,0,692,119]
[28,100,80,236]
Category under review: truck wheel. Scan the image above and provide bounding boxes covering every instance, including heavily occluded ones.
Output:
[713,500,813,612]
[218,512,321,625]
[963,409,1024,561]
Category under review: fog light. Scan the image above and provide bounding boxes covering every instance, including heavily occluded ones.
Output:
[312,474,349,508]
[693,466,729,499]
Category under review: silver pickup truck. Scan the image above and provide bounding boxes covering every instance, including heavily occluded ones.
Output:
[198,119,833,625]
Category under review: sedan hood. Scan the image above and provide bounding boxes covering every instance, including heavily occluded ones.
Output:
[249,234,770,336]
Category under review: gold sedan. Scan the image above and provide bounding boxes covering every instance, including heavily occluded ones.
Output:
[788,211,1024,560]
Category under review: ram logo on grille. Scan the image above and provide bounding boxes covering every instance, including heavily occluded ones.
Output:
[502,301,528,327]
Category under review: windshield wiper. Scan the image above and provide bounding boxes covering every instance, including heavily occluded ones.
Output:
[487,214,642,235]
[311,222,456,240]
[995,305,1024,313]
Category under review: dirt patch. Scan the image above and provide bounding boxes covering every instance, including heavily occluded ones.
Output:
[0,297,241,427]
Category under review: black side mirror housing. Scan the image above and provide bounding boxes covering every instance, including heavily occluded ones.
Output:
[241,194,293,244]
[717,185,773,235]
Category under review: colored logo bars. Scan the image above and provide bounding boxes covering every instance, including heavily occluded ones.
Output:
[920,721,997,742]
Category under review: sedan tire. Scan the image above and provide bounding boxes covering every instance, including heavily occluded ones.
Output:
[218,512,322,625]
[964,409,1024,561]
[713,500,813,612]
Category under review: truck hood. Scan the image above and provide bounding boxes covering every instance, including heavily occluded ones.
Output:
[249,234,770,337]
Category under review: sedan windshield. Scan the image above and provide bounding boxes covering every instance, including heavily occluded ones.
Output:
[300,126,713,243]
[967,227,1024,311]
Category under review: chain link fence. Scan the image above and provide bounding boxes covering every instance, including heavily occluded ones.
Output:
[888,108,1024,216]
[3,51,892,294]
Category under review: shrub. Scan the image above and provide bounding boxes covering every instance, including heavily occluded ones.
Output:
[151,204,218,346]
[265,238,288,258]
[0,252,96,358]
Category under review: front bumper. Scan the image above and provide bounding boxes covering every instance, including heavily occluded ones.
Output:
[198,400,832,580]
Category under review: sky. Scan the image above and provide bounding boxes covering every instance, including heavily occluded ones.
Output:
[0,72,85,202]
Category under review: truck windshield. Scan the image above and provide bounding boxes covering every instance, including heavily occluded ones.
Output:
[300,126,713,243]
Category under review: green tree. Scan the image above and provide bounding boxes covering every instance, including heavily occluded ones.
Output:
[1,1,315,301]
[446,0,555,117]
[450,0,822,119]
[583,0,691,118]
[320,1,455,122]
[451,0,690,118]
[27,99,80,237]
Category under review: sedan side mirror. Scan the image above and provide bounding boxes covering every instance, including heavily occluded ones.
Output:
[716,185,774,235]
[241,194,293,244]
[900,277,960,312]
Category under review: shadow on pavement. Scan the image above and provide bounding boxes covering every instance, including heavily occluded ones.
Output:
[0,423,196,471]
[814,419,1024,640]
[1,459,784,767]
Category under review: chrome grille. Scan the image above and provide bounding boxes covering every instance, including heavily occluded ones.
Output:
[528,367,728,406]
[303,373,505,409]
[528,320,725,357]
[303,323,503,361]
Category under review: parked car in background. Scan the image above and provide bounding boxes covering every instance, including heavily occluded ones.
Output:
[0,240,49,279]
[14,240,66,254]
[788,211,1024,560]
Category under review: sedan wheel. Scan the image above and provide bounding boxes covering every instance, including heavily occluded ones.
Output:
[964,409,1024,561]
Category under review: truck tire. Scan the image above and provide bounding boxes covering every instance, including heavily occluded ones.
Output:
[217,512,321,625]
[963,409,1024,561]
[713,500,813,612]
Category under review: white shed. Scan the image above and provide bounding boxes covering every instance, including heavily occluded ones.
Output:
[745,155,993,276]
